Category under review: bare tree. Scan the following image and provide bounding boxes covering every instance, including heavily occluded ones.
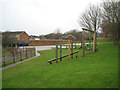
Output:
[79,4,102,52]
[101,0,119,46]
[51,28,62,39]
[79,5,102,31]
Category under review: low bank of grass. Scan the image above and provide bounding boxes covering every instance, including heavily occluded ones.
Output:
[2,42,118,88]
[97,37,111,42]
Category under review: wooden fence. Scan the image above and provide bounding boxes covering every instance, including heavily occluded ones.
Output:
[2,48,35,66]
[28,40,82,46]
[48,41,79,64]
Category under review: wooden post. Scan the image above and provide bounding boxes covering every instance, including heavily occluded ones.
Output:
[82,28,96,52]
[83,41,85,57]
[3,53,5,66]
[56,44,58,63]
[89,32,91,49]
[76,53,77,58]
[30,48,32,57]
[75,43,77,49]
[93,31,95,52]
[20,50,22,61]
[71,41,73,59]
[60,43,62,61]
[81,42,82,48]
[50,61,52,64]
[68,40,70,60]
[93,30,96,52]
[26,48,27,58]
[12,50,15,63]
[95,30,97,50]
[33,47,36,56]
[82,31,85,57]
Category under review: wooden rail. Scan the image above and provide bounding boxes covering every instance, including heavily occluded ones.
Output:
[82,28,94,32]
[48,51,79,64]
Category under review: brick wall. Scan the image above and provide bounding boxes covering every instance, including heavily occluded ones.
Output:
[20,32,29,43]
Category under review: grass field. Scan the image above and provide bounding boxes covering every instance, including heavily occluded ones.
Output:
[2,42,118,88]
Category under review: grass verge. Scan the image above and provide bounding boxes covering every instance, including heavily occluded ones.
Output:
[2,42,118,88]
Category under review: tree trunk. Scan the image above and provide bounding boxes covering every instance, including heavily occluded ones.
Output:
[89,32,91,49]
[82,31,85,57]
[93,30,96,52]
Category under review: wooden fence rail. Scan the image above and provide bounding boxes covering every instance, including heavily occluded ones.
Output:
[48,51,79,64]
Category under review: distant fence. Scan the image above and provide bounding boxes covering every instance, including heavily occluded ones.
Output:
[2,48,35,66]
[28,40,82,46]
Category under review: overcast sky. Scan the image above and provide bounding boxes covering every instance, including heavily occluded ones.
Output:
[0,0,103,35]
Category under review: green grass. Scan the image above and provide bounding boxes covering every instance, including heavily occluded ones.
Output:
[2,42,118,88]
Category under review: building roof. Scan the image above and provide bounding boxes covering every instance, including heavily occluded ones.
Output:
[40,36,47,39]
[2,31,26,36]
[65,34,76,40]
[29,35,40,40]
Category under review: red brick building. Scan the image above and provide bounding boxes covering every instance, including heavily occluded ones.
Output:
[3,31,29,44]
